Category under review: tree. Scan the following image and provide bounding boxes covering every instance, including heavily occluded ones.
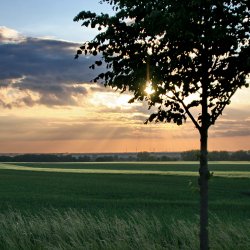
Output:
[74,1,250,249]
[137,151,155,161]
[182,150,200,161]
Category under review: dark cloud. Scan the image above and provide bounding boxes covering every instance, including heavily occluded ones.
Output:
[0,27,105,107]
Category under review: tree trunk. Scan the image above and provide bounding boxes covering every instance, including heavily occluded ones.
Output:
[199,126,209,250]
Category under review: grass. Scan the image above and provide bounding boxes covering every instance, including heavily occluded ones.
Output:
[0,162,249,249]
[0,169,199,218]
[0,163,249,220]
[1,162,250,178]
[0,209,249,250]
[3,161,250,171]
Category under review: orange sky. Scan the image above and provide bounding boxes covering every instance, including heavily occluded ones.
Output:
[0,26,249,153]
[0,81,249,153]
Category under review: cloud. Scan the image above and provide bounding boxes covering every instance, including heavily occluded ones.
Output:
[207,107,250,138]
[165,106,250,140]
[0,114,160,142]
[0,26,250,150]
[210,121,250,138]
[0,26,25,43]
[0,27,105,107]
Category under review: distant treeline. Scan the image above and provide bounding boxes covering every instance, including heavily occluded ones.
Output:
[181,150,250,161]
[134,150,250,161]
[0,150,249,162]
[0,154,91,162]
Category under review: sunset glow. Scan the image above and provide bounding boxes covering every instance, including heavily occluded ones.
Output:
[144,81,155,96]
[0,0,249,153]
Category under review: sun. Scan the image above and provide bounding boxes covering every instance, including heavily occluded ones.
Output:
[145,81,155,95]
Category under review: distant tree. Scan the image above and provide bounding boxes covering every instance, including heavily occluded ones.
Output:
[160,155,178,161]
[208,151,230,161]
[74,1,250,249]
[230,150,250,161]
[181,150,200,161]
[78,155,91,162]
[13,154,60,162]
[137,151,155,161]
[95,155,115,162]
[0,156,12,162]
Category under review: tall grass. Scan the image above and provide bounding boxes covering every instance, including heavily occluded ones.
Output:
[0,209,249,250]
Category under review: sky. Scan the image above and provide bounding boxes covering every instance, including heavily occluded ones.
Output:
[0,0,249,153]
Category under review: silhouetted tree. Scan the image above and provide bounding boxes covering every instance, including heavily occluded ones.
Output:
[74,1,250,249]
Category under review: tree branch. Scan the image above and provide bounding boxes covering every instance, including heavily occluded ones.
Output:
[211,86,238,124]
[180,98,201,131]
[170,91,201,131]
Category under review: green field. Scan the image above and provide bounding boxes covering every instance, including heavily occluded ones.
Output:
[0,162,249,249]
[0,162,250,218]
[1,161,250,177]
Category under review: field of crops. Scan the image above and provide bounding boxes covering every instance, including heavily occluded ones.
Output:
[0,162,250,216]
[1,161,250,177]
[0,162,249,249]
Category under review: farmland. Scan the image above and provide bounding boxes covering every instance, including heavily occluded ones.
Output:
[0,162,250,218]
[0,162,249,249]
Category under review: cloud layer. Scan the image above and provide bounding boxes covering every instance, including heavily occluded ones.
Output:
[0,26,249,152]
[0,26,105,107]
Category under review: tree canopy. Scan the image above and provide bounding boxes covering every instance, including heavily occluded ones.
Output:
[74,0,250,130]
[74,1,249,249]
